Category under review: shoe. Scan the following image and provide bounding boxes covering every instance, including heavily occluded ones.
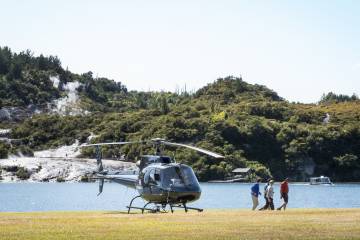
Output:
[277,207,281,210]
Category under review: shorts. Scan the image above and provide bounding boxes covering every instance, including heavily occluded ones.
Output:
[281,192,288,203]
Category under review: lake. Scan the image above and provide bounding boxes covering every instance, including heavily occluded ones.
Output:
[0,182,359,212]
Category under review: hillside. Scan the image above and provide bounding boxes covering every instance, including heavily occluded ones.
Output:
[1,46,360,182]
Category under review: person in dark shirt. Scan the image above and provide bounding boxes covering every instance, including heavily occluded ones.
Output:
[251,178,261,210]
[277,178,289,210]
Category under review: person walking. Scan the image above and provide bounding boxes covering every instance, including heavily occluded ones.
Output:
[251,178,261,210]
[259,179,270,210]
[277,178,289,210]
[266,180,275,210]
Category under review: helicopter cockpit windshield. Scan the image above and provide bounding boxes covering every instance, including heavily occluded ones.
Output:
[161,165,199,189]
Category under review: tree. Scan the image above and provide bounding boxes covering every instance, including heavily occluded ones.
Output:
[160,96,170,114]
[0,47,12,75]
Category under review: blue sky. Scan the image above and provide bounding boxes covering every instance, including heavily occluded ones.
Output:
[1,0,359,103]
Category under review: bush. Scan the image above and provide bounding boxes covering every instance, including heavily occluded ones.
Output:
[16,167,31,180]
[80,175,90,182]
[18,145,34,157]
[56,177,65,182]
[0,142,9,159]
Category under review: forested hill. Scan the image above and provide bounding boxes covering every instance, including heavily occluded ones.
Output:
[1,46,360,182]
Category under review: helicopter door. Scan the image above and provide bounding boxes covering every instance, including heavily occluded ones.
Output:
[149,169,161,186]
[144,168,161,186]
[142,168,162,198]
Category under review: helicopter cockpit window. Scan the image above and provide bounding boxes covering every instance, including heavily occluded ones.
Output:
[180,165,198,186]
[154,173,160,181]
[161,165,199,188]
[161,167,184,188]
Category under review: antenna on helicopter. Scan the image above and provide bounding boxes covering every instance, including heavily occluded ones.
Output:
[172,150,177,163]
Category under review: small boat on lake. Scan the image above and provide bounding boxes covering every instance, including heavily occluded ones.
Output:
[309,176,333,185]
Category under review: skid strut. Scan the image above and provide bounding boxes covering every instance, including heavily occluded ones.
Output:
[127,200,162,214]
[126,195,141,214]
[142,202,153,214]
[170,203,203,213]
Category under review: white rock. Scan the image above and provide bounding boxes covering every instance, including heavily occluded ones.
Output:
[0,141,136,182]
[50,75,60,89]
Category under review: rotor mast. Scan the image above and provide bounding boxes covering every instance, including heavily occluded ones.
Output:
[152,138,165,156]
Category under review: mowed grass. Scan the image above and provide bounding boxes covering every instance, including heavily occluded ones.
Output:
[0,209,360,240]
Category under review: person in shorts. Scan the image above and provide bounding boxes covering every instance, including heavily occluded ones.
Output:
[250,178,261,210]
[277,178,289,210]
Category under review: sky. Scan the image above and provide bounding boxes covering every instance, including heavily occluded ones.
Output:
[1,0,360,103]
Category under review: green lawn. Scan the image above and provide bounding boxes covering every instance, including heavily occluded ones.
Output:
[0,209,359,240]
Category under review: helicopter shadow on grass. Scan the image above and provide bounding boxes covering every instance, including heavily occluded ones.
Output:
[103,211,139,215]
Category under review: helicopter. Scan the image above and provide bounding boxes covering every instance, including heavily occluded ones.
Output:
[82,138,224,213]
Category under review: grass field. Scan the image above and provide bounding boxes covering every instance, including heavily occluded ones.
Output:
[0,209,359,240]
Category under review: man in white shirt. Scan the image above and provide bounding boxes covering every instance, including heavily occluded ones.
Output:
[259,179,270,210]
[266,180,275,210]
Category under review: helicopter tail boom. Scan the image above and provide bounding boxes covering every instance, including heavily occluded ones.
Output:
[93,174,138,189]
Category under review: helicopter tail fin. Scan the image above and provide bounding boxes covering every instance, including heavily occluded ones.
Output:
[97,178,104,196]
[95,146,104,196]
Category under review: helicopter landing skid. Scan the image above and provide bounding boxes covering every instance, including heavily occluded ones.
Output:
[126,196,203,214]
[126,196,167,214]
[127,202,167,214]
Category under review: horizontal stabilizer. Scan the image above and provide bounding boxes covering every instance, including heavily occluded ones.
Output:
[93,174,138,189]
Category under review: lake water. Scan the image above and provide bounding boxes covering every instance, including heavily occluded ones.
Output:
[0,182,359,212]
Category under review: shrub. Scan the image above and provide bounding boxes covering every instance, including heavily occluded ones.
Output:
[16,167,31,180]
[56,177,65,182]
[0,142,9,159]
[80,175,90,182]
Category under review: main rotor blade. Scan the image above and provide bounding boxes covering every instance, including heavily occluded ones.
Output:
[81,141,142,147]
[35,157,130,162]
[162,141,224,158]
